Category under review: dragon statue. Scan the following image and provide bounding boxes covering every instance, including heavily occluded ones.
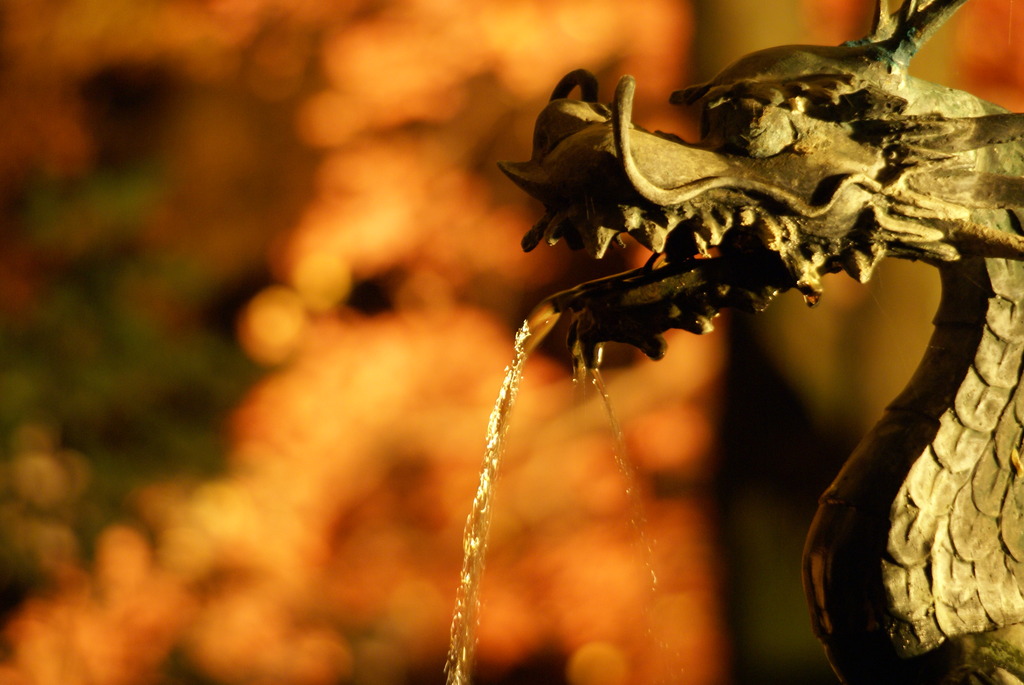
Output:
[498,1,1024,683]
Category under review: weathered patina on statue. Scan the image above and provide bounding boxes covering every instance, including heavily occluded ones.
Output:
[500,1,1024,683]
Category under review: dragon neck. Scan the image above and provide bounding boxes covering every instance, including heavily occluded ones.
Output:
[827,258,999,514]
[803,253,1024,683]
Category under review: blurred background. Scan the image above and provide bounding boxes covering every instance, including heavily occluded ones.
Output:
[0,0,1022,683]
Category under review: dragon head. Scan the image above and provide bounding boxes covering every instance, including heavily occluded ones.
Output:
[499,70,738,260]
[500,48,1024,364]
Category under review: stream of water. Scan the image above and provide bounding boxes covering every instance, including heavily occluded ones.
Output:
[446,305,656,684]
[444,303,558,685]
[586,365,658,592]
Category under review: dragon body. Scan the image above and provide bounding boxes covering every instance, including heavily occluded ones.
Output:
[499,1,1024,683]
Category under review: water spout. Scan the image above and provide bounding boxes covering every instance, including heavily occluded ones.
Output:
[445,302,559,685]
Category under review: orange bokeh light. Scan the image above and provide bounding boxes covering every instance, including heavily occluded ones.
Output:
[0,0,916,683]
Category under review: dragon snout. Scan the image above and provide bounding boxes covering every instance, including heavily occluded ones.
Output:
[496,160,552,202]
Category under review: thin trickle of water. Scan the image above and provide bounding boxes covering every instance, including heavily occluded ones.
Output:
[570,338,657,590]
[445,303,559,685]
[584,362,670,684]
[587,366,659,593]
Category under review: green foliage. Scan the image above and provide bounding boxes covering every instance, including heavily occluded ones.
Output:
[2,162,259,521]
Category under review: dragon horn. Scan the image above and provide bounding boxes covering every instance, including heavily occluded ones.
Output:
[869,0,896,41]
[879,0,970,64]
[899,0,920,26]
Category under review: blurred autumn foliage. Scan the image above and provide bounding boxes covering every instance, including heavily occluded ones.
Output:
[3,0,1023,684]
[0,1,732,684]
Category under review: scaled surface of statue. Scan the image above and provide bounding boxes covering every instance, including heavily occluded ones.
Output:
[500,1,1024,682]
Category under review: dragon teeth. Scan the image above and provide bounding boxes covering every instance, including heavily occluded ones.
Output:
[543,209,572,246]
[584,225,621,258]
[842,246,883,283]
[621,205,644,231]
[628,221,668,253]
